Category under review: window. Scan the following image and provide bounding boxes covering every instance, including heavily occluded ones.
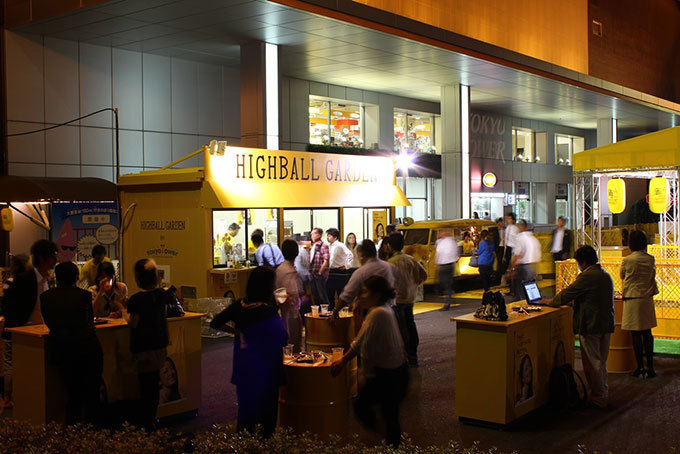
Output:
[283,209,340,242]
[403,229,430,245]
[555,134,584,166]
[212,209,279,267]
[309,99,329,145]
[212,210,246,266]
[512,128,534,162]
[394,110,437,153]
[309,97,363,147]
[343,207,364,243]
[247,209,279,256]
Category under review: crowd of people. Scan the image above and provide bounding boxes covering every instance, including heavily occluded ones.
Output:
[0,217,664,446]
[1,241,172,430]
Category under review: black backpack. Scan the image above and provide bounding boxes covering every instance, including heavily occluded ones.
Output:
[549,363,587,410]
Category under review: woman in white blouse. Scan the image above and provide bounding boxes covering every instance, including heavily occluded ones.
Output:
[331,275,408,448]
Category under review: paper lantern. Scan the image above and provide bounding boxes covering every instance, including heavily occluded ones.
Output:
[607,179,626,214]
[649,176,670,214]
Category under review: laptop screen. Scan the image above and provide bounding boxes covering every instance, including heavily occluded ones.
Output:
[522,281,541,303]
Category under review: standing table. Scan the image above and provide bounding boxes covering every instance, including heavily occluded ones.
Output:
[453,303,574,426]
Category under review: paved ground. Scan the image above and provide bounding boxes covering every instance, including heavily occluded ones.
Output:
[171,287,680,453]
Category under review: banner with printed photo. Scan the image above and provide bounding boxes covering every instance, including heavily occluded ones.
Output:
[514,325,538,407]
[50,202,119,262]
[550,310,574,370]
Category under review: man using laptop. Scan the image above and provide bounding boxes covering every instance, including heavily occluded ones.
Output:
[541,245,615,409]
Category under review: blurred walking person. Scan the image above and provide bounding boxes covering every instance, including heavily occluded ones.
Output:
[435,229,458,311]
[384,232,427,367]
[508,220,541,300]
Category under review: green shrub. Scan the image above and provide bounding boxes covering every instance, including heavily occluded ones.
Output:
[0,420,519,453]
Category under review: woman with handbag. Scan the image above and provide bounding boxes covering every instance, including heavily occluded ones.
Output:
[125,258,169,431]
[620,230,658,378]
[477,230,496,291]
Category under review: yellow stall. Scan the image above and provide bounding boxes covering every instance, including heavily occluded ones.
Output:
[118,144,409,301]
[564,126,680,340]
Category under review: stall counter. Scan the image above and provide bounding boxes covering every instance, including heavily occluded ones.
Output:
[8,312,204,425]
[209,267,253,300]
[452,303,574,425]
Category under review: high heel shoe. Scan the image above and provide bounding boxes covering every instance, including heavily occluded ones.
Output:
[630,368,645,377]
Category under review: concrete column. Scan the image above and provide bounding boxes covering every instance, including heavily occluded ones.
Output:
[440,84,470,219]
[596,118,617,225]
[240,42,279,149]
[597,118,617,147]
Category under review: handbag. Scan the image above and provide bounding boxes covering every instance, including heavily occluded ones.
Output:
[469,251,479,268]
[165,285,185,317]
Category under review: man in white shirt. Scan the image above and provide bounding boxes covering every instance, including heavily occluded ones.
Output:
[551,216,571,261]
[503,213,519,292]
[509,220,541,300]
[435,229,459,311]
[325,228,353,310]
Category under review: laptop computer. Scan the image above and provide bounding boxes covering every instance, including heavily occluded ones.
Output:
[521,280,543,305]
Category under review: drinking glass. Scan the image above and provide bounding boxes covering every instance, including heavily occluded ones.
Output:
[311,305,319,317]
[284,344,294,358]
[340,307,350,317]
[332,347,344,362]
[274,288,288,304]
[320,304,329,314]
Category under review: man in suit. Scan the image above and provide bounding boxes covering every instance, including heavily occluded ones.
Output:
[40,261,103,424]
[550,216,572,261]
[544,245,615,408]
[1,240,58,409]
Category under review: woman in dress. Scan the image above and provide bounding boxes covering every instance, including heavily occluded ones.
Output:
[210,266,287,437]
[620,230,658,377]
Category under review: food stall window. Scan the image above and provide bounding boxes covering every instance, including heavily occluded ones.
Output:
[283,209,312,242]
[404,229,430,246]
[212,210,246,267]
[247,209,279,256]
[313,209,340,238]
[343,207,364,242]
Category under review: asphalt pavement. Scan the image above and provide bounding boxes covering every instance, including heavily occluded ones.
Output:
[170,289,680,453]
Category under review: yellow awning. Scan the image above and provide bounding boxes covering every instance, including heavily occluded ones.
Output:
[573,126,680,173]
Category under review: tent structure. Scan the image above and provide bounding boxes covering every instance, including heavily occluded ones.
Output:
[572,126,680,253]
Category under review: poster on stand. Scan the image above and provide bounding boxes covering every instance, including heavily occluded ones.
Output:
[51,202,119,262]
[514,325,538,407]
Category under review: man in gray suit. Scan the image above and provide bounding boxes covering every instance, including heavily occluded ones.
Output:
[543,245,614,408]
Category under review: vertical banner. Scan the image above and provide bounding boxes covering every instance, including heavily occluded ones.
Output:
[372,210,387,243]
[51,202,119,262]
[514,326,537,407]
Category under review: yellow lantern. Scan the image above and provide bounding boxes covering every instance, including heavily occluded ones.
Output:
[649,176,670,214]
[607,178,626,214]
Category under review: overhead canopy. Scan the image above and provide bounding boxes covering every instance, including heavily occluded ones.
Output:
[0,176,117,202]
[574,126,680,173]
